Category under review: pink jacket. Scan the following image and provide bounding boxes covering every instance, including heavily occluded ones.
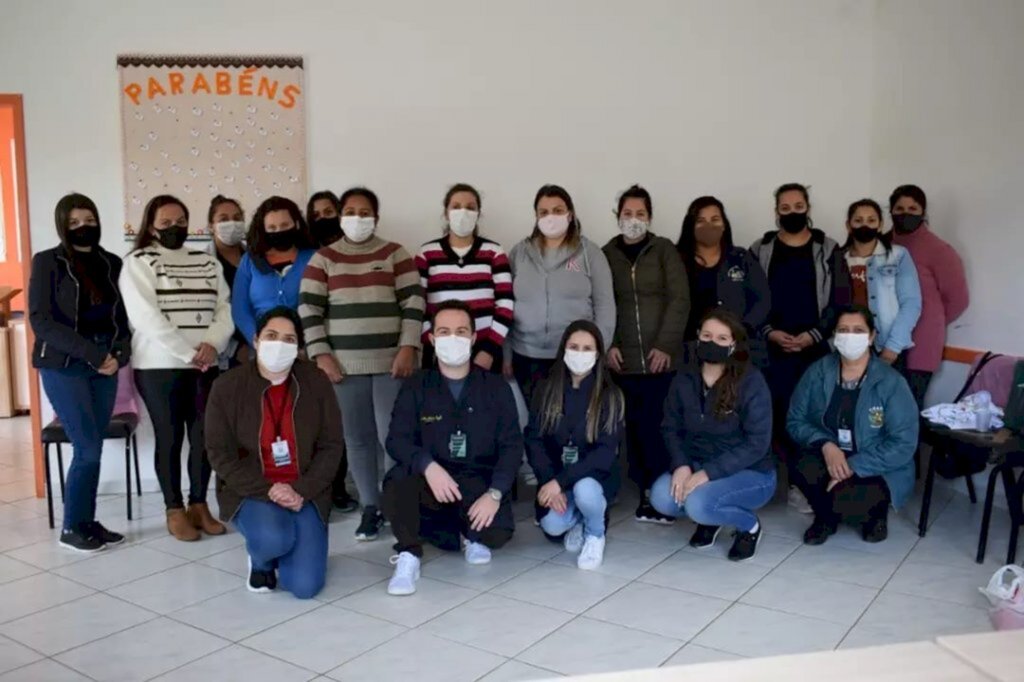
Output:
[894,224,969,372]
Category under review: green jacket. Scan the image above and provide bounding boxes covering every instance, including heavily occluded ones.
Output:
[603,235,690,374]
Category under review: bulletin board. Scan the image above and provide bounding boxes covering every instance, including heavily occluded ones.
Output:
[117,54,307,241]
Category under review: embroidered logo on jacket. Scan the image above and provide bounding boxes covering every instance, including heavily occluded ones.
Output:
[868,406,885,429]
[727,266,745,282]
[421,415,443,424]
[565,258,581,272]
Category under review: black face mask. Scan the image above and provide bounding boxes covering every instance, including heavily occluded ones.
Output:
[778,212,809,234]
[154,225,188,250]
[696,340,733,365]
[311,217,342,246]
[265,228,297,252]
[67,224,100,248]
[892,213,924,234]
[851,226,879,244]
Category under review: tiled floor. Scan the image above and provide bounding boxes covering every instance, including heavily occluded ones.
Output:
[0,416,1007,681]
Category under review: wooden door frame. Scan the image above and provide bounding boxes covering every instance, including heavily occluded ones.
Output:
[0,94,41,497]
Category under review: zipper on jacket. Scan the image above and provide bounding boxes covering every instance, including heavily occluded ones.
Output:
[630,265,647,373]
[60,255,81,369]
[101,252,122,353]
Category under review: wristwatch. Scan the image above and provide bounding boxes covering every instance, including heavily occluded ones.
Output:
[487,488,502,502]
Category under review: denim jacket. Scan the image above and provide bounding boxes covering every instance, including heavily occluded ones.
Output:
[847,243,922,354]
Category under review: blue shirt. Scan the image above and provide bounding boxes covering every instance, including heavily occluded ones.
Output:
[231,249,316,345]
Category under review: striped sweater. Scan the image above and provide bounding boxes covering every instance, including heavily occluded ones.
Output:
[299,235,425,375]
[119,243,234,370]
[416,236,515,360]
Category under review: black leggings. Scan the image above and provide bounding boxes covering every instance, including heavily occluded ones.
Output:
[134,368,218,509]
[791,447,891,526]
[617,372,675,492]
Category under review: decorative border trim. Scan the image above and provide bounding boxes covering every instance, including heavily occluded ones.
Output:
[116,54,303,69]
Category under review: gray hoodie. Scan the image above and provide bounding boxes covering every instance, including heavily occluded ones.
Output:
[507,236,616,359]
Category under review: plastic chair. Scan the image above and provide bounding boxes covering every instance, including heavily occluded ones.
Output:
[42,365,143,529]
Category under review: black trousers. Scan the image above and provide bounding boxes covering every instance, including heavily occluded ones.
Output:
[381,466,514,558]
[766,345,826,476]
[331,451,351,500]
[512,353,556,409]
[135,368,217,509]
[791,447,891,526]
[904,369,933,411]
[616,371,675,492]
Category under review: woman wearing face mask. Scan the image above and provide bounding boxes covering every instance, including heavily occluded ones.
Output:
[505,185,616,406]
[232,196,316,347]
[299,186,425,542]
[649,310,775,562]
[750,183,850,513]
[677,196,771,367]
[120,195,235,541]
[416,183,514,372]
[207,307,343,598]
[788,305,918,545]
[526,320,624,570]
[307,190,343,248]
[29,193,132,553]
[889,185,969,407]
[601,185,689,524]
[207,195,249,368]
[842,199,922,366]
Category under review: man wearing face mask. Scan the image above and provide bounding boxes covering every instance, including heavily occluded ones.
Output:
[206,307,344,599]
[381,300,523,596]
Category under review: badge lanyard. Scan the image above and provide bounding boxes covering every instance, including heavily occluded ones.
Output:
[265,386,293,467]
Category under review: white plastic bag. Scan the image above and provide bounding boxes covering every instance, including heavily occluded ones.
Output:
[979,565,1024,630]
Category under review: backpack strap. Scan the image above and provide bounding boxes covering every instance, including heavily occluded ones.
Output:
[954,351,1002,402]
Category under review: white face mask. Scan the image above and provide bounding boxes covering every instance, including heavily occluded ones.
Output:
[538,214,570,239]
[834,333,871,361]
[214,220,246,246]
[619,217,648,241]
[448,209,479,238]
[340,216,376,243]
[257,339,298,379]
[433,334,473,367]
[564,349,597,375]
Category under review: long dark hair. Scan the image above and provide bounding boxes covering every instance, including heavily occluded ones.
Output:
[133,195,189,251]
[247,196,313,269]
[677,195,734,264]
[534,320,624,443]
[697,308,751,419]
[531,184,581,250]
[54,193,104,303]
[841,198,892,253]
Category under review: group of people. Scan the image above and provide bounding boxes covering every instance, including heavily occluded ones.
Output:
[28,179,969,600]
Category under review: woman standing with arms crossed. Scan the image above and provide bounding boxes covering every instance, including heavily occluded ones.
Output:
[120,195,235,541]
[30,193,132,552]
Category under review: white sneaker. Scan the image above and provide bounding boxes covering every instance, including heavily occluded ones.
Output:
[578,535,605,571]
[564,523,584,553]
[387,552,420,596]
[464,541,492,565]
[787,486,813,514]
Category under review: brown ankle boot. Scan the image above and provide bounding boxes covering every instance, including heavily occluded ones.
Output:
[187,503,226,535]
[166,509,200,542]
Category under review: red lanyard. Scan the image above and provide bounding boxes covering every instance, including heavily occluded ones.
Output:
[264,384,291,439]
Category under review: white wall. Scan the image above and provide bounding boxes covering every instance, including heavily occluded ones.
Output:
[0,0,1019,492]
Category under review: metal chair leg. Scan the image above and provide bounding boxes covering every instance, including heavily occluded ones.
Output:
[919,446,939,537]
[125,437,133,521]
[56,443,66,502]
[133,434,142,496]
[977,464,1004,563]
[44,443,55,530]
[965,473,978,504]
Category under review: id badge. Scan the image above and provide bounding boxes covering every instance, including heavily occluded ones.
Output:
[271,438,292,467]
[838,429,853,452]
[449,431,467,459]
[562,445,579,465]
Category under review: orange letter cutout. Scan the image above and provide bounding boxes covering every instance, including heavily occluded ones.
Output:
[238,67,256,96]
[168,72,185,95]
[147,77,167,100]
[192,73,212,94]
[277,84,301,109]
[124,82,142,106]
[215,71,231,95]
[257,77,278,101]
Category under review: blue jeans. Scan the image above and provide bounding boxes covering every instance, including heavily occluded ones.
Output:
[539,477,608,539]
[234,499,328,599]
[650,468,776,533]
[40,363,118,531]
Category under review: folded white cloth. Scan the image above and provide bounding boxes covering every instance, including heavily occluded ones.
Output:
[922,391,1005,431]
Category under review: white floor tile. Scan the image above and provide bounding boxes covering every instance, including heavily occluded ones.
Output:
[908,527,1008,571]
[55,617,229,682]
[885,560,995,608]
[492,562,628,614]
[337,536,441,567]
[0,573,94,624]
[477,660,563,681]
[0,659,92,681]
[152,644,316,682]
[739,567,879,626]
[0,522,55,554]
[662,643,743,667]
[335,577,477,627]
[0,592,154,655]
[0,481,35,504]
[775,543,904,588]
[0,501,49,524]
[692,603,847,657]
[502,523,573,561]
[678,531,802,569]
[421,551,542,591]
[53,544,188,590]
[109,563,243,614]
[585,582,731,641]
[606,517,692,549]
[168,587,320,641]
[638,551,772,601]
[313,555,392,603]
[517,616,681,676]
[326,629,505,682]
[198,545,250,577]
[421,593,573,657]
[4,539,98,571]
[0,555,39,585]
[144,529,246,560]
[242,605,404,673]
[855,591,992,642]
[547,538,678,580]
[755,502,818,541]
[0,635,42,675]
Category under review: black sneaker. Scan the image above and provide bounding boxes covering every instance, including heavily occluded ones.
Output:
[333,491,359,514]
[355,506,383,541]
[862,517,888,543]
[81,521,125,546]
[58,528,106,554]
[247,557,277,594]
[689,524,722,549]
[634,502,674,526]
[803,516,838,546]
[728,524,762,562]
